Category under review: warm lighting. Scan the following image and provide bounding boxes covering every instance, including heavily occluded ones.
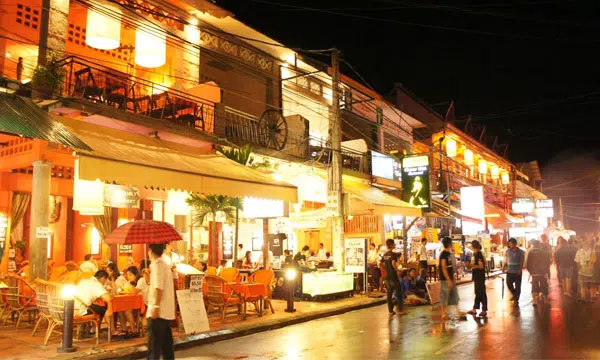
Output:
[135,29,166,68]
[347,215,353,220]
[285,269,297,280]
[490,165,499,180]
[478,159,487,174]
[91,227,101,255]
[463,149,474,166]
[273,173,283,182]
[5,52,10,58]
[73,178,104,215]
[61,284,77,300]
[501,172,510,185]
[167,190,190,216]
[85,0,122,50]
[243,197,284,219]
[445,138,457,157]
[21,78,31,84]
[484,213,500,218]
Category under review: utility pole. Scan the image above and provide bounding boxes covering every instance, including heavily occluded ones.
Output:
[328,49,344,271]
[558,197,564,228]
[37,0,50,66]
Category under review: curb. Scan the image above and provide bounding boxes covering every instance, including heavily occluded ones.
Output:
[59,298,386,360]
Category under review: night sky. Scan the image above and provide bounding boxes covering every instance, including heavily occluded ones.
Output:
[218,0,599,232]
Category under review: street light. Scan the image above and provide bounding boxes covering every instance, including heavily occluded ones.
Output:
[285,269,297,313]
[58,284,77,353]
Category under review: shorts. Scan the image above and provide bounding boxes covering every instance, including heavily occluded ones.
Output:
[557,267,573,279]
[440,280,459,306]
[579,274,594,284]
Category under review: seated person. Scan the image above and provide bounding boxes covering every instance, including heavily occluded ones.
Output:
[242,251,253,269]
[294,246,314,272]
[406,268,427,299]
[74,270,113,334]
[79,254,98,273]
[325,252,333,261]
[123,266,148,336]
[308,251,319,262]
[283,250,294,265]
[217,260,228,276]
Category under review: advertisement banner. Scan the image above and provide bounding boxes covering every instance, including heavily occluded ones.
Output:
[401,155,431,210]
[104,184,140,209]
[461,186,485,220]
[512,197,535,214]
[535,199,554,218]
[344,238,367,273]
[370,150,401,181]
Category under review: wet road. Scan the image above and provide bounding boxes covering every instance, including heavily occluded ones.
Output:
[176,272,600,360]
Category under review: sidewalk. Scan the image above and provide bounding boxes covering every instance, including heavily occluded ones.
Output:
[0,295,385,360]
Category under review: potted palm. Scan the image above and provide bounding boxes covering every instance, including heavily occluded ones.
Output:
[186,194,237,266]
[31,59,65,100]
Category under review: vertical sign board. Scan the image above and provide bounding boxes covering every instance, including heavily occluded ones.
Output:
[344,238,367,273]
[401,156,431,210]
[222,230,233,260]
[176,289,209,335]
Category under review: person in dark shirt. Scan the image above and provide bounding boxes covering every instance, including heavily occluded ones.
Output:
[466,240,487,317]
[555,237,577,296]
[439,237,458,319]
[382,238,407,316]
[525,240,551,306]
[406,268,426,299]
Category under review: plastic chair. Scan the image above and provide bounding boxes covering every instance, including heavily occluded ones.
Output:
[250,269,275,314]
[204,276,242,320]
[219,268,239,283]
[205,266,217,277]
[46,282,100,345]
[1,274,37,328]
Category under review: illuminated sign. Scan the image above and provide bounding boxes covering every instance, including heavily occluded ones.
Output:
[512,197,535,214]
[370,151,401,181]
[535,199,554,218]
[243,197,285,219]
[401,156,431,209]
[104,184,140,209]
[461,186,484,220]
[222,230,233,260]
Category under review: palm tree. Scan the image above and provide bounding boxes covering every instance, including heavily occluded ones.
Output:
[229,197,244,261]
[187,194,237,266]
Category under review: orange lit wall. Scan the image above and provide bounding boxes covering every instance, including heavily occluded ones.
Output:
[72,211,94,262]
[49,197,68,264]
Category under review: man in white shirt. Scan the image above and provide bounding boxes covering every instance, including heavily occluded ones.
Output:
[79,254,98,273]
[162,242,181,279]
[147,243,175,359]
[367,243,381,291]
[317,243,328,260]
[256,244,274,270]
[74,270,112,321]
[419,238,429,282]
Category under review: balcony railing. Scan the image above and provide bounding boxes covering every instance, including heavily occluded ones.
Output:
[56,56,215,133]
[309,139,370,174]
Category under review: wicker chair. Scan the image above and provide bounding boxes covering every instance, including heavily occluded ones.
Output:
[219,268,239,283]
[31,280,60,341]
[1,274,37,328]
[49,266,67,282]
[46,282,100,346]
[250,269,275,314]
[204,276,242,320]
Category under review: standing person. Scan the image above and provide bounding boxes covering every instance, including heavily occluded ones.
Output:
[575,238,594,302]
[317,243,328,260]
[525,240,551,306]
[16,57,23,81]
[502,238,525,306]
[368,243,381,291]
[439,237,459,320]
[418,238,429,282]
[467,240,487,317]
[540,234,553,276]
[162,242,181,280]
[555,237,577,296]
[382,238,407,316]
[147,243,175,360]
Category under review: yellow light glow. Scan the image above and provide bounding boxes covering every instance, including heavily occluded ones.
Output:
[285,269,297,280]
[61,284,77,300]
[445,138,457,157]
[167,190,190,216]
[463,149,474,166]
[135,29,166,68]
[85,0,122,50]
[273,173,283,182]
[484,213,500,218]
[501,172,510,185]
[73,178,104,215]
[91,227,101,255]
[490,165,499,180]
[478,159,487,174]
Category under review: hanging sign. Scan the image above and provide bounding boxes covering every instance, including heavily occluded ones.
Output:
[104,185,140,209]
[535,199,554,218]
[512,197,534,214]
[119,244,133,254]
[401,155,431,209]
[326,191,340,215]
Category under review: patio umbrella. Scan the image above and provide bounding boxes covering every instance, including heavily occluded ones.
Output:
[104,220,182,245]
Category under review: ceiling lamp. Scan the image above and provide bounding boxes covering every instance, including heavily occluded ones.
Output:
[463,149,474,166]
[135,29,166,68]
[85,0,122,50]
[478,159,487,174]
[445,138,457,158]
[501,172,510,185]
[490,165,499,180]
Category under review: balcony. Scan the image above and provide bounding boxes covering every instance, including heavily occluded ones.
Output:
[56,56,215,133]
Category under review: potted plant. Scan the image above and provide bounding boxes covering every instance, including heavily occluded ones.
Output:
[14,240,26,264]
[31,59,65,99]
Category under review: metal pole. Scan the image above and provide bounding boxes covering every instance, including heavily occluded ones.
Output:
[285,277,296,312]
[37,0,50,66]
[58,299,76,353]
[328,48,344,271]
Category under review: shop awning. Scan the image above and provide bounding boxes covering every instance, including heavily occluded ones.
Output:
[343,177,422,217]
[0,93,91,150]
[60,118,297,202]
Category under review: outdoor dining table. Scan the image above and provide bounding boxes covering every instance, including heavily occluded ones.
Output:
[230,283,268,319]
[106,293,145,343]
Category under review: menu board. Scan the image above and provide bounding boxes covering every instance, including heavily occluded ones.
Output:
[426,282,441,305]
[176,289,209,335]
[344,238,367,273]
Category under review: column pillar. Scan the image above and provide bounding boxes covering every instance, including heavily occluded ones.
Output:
[29,161,51,282]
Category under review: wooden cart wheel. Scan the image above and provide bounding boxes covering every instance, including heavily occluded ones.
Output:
[258,109,288,150]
